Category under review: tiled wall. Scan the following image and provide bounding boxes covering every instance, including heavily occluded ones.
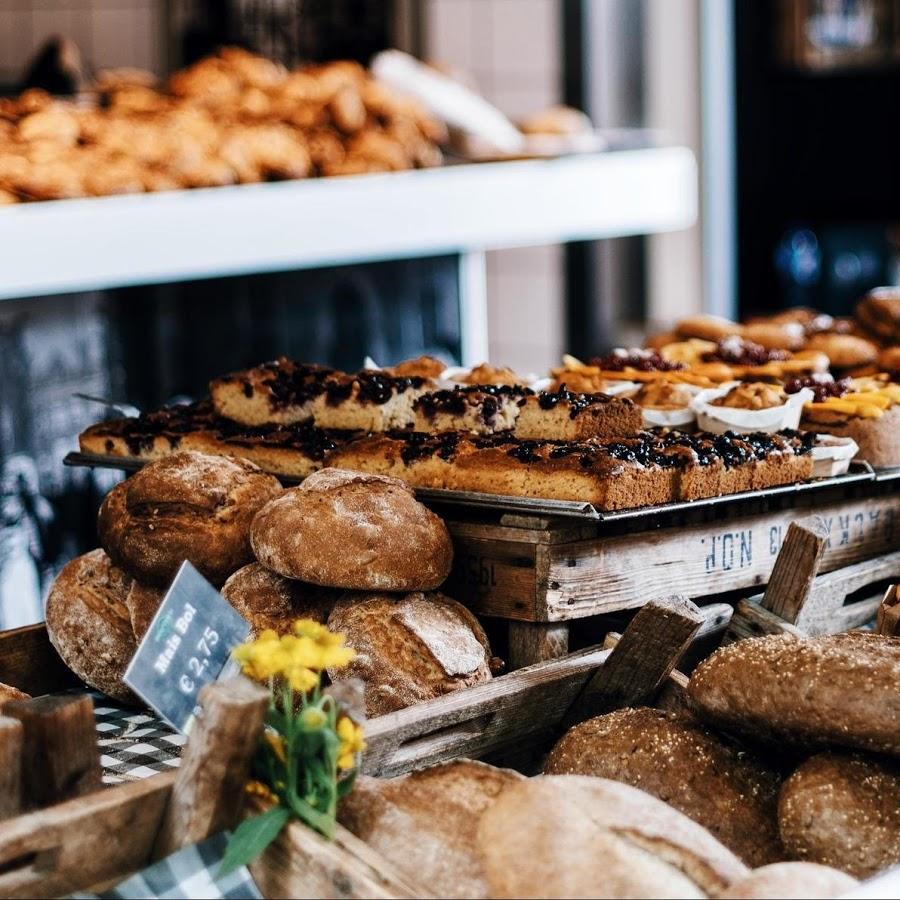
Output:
[0,0,162,87]
[425,0,567,372]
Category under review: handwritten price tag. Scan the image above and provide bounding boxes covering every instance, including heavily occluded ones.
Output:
[124,562,251,733]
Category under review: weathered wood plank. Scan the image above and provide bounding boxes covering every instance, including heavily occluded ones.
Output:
[450,493,900,622]
[0,717,23,821]
[507,621,570,669]
[725,599,806,643]
[0,625,77,697]
[0,771,175,899]
[762,517,828,622]
[564,597,703,724]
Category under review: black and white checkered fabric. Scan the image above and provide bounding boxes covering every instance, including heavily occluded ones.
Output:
[86,691,185,784]
[73,833,261,899]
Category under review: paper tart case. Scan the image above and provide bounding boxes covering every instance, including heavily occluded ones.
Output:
[810,435,859,478]
[692,385,813,435]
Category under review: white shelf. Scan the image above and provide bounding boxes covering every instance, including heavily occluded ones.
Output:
[0,147,696,301]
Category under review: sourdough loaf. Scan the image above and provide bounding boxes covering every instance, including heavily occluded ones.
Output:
[339,760,523,899]
[221,563,338,635]
[477,775,749,899]
[98,451,282,587]
[544,707,784,867]
[778,752,900,878]
[125,580,164,642]
[45,549,136,702]
[717,862,857,899]
[0,683,30,706]
[326,592,492,717]
[250,468,452,591]
[688,633,900,756]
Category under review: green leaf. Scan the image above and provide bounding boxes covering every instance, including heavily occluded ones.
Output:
[337,770,358,798]
[219,806,291,876]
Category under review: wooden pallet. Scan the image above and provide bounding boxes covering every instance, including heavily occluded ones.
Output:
[727,515,900,641]
[443,482,900,666]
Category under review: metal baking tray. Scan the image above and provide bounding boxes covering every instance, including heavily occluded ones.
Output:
[63,452,879,522]
[874,465,900,485]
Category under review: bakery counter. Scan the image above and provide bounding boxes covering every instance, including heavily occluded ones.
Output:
[0,147,696,303]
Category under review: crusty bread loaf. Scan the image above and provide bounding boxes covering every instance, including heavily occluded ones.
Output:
[717,862,857,899]
[45,549,136,702]
[778,752,900,879]
[250,468,452,591]
[98,452,282,587]
[125,580,164,642]
[339,760,523,899]
[544,707,785,867]
[0,683,30,706]
[221,563,338,635]
[326,592,492,717]
[477,775,749,899]
[688,633,900,756]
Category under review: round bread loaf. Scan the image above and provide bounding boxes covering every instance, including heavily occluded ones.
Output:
[742,322,806,351]
[125,581,164,642]
[805,333,879,368]
[221,563,338,636]
[675,314,742,342]
[688,633,900,756]
[250,468,452,591]
[477,775,749,899]
[45,549,136,702]
[326,592,492,717]
[0,683,30,706]
[718,862,857,899]
[339,760,523,899]
[857,288,900,343]
[98,452,282,587]
[544,707,784,866]
[778,752,900,878]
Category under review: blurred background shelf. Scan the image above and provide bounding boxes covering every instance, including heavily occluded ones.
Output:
[0,147,696,303]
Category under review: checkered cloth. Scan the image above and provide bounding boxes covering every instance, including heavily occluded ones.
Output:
[72,833,261,899]
[84,691,185,784]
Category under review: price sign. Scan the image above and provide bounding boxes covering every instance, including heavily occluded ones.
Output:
[124,561,251,734]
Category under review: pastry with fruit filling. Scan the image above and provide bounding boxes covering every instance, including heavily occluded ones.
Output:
[792,374,900,468]
[629,381,697,429]
[550,349,714,391]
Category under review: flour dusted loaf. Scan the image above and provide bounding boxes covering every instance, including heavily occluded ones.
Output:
[718,863,857,899]
[45,549,136,702]
[125,581,164,642]
[98,451,282,587]
[0,683,30,706]
[778,752,900,878]
[544,707,784,867]
[477,775,749,899]
[326,592,492,716]
[222,563,338,635]
[250,468,452,591]
[688,633,900,756]
[339,760,523,899]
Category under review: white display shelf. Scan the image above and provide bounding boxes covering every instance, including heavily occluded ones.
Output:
[0,147,696,302]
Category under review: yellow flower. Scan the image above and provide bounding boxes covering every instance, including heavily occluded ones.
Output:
[245,779,277,802]
[264,731,287,764]
[301,707,327,730]
[293,619,343,645]
[336,716,366,771]
[286,665,319,694]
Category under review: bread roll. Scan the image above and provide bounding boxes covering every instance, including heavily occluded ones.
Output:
[477,775,748,899]
[98,452,282,587]
[804,333,879,368]
[125,580,164,642]
[339,760,523,899]
[221,562,338,635]
[778,752,900,878]
[250,468,452,591]
[544,707,784,866]
[45,549,136,702]
[689,633,900,757]
[741,322,805,352]
[0,683,30,706]
[675,315,742,342]
[326,592,492,717]
[717,862,857,899]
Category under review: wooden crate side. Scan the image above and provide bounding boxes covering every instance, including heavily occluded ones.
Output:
[0,771,175,899]
[538,494,900,622]
[0,625,77,697]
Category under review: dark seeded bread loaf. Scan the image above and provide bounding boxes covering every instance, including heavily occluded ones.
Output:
[544,707,785,867]
[250,467,452,591]
[778,752,900,878]
[326,592,492,717]
[688,633,900,756]
[99,452,282,587]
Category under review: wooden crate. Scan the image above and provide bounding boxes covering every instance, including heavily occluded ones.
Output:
[443,481,900,666]
[727,515,900,641]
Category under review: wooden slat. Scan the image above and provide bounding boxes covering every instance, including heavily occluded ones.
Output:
[0,625,77,697]
[0,771,175,899]
[507,621,569,669]
[0,717,23,821]
[362,646,611,778]
[762,517,828,622]
[250,818,420,900]
[450,493,900,622]
[564,596,703,724]
[726,599,806,642]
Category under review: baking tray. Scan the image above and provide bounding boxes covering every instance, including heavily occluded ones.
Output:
[63,451,878,522]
